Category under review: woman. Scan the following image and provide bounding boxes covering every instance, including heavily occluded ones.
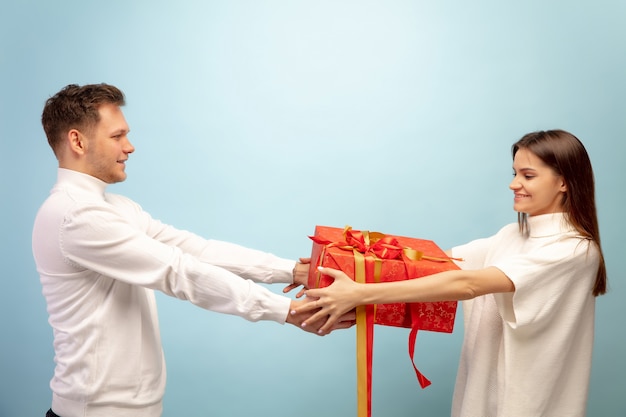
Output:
[296,129,607,417]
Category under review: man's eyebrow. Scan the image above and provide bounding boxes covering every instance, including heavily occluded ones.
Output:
[110,128,130,135]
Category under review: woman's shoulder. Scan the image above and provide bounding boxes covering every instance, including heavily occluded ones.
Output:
[493,222,521,238]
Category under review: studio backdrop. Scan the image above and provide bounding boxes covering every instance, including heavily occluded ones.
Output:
[1,1,624,416]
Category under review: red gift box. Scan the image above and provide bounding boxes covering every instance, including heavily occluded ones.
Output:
[308,225,459,417]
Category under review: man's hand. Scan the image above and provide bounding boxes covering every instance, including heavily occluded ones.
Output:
[282,257,310,298]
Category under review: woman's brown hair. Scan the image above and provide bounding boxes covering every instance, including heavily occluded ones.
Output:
[512,129,607,296]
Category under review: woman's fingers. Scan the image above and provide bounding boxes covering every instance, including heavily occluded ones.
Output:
[291,294,320,314]
[291,267,359,333]
[308,310,340,334]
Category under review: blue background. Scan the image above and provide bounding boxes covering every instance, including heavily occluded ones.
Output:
[1,1,625,416]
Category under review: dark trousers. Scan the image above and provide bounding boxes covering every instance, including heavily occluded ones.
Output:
[46,409,61,417]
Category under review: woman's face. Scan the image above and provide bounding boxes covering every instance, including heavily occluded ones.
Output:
[509,148,567,216]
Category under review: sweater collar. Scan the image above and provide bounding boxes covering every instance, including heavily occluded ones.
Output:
[527,212,575,237]
[56,168,109,197]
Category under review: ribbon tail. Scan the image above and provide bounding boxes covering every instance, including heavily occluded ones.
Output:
[409,305,432,389]
[366,304,374,416]
[356,305,369,417]
[356,305,375,417]
[354,251,374,417]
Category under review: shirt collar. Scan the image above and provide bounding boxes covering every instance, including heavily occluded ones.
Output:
[527,212,576,237]
[56,168,109,198]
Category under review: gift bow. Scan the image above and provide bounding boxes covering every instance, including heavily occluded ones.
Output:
[310,226,457,417]
[310,225,454,263]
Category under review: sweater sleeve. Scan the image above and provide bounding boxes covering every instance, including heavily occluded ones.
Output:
[60,200,291,323]
[451,234,497,270]
[491,237,598,329]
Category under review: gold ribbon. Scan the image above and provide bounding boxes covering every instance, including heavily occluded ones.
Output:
[354,251,369,417]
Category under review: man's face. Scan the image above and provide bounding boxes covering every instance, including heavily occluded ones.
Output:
[83,103,134,184]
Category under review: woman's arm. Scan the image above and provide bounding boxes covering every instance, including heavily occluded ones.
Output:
[295,265,515,334]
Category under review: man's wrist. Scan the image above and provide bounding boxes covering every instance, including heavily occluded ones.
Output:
[293,261,310,286]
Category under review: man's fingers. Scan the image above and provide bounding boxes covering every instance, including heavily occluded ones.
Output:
[332,320,356,330]
[282,283,298,293]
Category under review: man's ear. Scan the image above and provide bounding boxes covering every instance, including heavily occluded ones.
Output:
[67,129,86,155]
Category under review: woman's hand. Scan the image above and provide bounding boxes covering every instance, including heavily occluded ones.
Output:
[292,266,361,334]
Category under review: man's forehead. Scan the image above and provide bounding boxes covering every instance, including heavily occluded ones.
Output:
[97,104,129,129]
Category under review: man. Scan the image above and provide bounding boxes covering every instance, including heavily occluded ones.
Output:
[33,83,350,417]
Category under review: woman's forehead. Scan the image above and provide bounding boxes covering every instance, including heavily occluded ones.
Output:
[513,148,548,170]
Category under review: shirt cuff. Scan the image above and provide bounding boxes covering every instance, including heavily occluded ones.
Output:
[270,258,297,284]
[257,290,292,324]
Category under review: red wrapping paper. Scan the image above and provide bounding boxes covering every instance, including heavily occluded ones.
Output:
[308,225,459,417]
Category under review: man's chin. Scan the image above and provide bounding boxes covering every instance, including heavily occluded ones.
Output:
[105,173,127,184]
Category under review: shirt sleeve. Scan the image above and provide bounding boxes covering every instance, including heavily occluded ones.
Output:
[451,235,496,270]
[60,200,291,323]
[108,193,296,284]
[491,238,598,329]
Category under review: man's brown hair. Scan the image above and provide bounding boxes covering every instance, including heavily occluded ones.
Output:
[41,83,125,156]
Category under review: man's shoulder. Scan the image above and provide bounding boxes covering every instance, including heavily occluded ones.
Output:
[104,192,135,204]
[104,192,146,212]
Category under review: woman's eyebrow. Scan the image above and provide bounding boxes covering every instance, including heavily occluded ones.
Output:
[513,166,537,172]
